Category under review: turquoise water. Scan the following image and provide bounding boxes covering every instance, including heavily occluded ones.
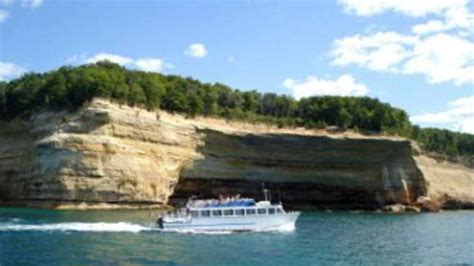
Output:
[0,208,473,265]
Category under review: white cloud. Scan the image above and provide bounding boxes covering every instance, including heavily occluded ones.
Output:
[339,0,474,36]
[331,32,416,72]
[185,43,207,58]
[411,20,447,35]
[338,0,468,17]
[331,32,474,86]
[69,53,171,73]
[402,34,474,85]
[1,0,43,8]
[282,74,369,99]
[0,61,26,80]
[134,58,165,72]
[411,96,474,133]
[411,4,474,35]
[333,0,474,86]
[21,0,42,8]
[0,0,43,23]
[0,9,8,22]
[458,117,474,134]
[84,53,133,66]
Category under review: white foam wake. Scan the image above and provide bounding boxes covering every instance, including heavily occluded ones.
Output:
[0,222,155,233]
[270,222,296,232]
[162,228,234,235]
[254,222,296,233]
[0,222,296,234]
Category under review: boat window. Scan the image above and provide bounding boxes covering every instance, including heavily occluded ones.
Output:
[190,211,199,217]
[268,208,275,215]
[223,209,234,216]
[246,209,256,215]
[235,209,245,216]
[257,208,266,215]
[276,208,283,213]
[212,210,222,216]
[200,210,210,217]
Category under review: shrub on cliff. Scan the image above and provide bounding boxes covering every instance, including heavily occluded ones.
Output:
[411,126,474,157]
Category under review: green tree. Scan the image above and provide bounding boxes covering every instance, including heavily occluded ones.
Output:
[1,61,472,157]
[128,83,146,106]
[337,108,352,129]
[0,81,7,119]
[202,85,218,116]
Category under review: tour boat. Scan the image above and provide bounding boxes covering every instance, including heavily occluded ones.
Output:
[157,192,300,232]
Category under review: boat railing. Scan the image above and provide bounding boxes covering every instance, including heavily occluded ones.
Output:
[186,198,256,208]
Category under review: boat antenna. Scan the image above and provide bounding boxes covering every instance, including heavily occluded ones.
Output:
[262,183,270,202]
[277,188,282,204]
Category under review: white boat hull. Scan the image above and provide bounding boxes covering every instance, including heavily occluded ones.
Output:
[161,212,300,232]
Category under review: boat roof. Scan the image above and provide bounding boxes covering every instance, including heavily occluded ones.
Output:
[186,199,281,210]
[187,198,256,208]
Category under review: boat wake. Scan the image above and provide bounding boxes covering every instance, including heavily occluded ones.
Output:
[162,228,234,235]
[0,221,157,233]
[261,222,296,232]
[0,220,295,234]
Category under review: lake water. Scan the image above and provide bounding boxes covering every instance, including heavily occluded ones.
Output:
[0,208,473,265]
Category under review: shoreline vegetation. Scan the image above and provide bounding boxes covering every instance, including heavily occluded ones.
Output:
[0,61,473,159]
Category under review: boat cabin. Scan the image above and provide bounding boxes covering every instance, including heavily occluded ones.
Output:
[187,199,285,218]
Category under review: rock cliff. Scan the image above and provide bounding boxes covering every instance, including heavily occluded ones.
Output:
[0,99,472,210]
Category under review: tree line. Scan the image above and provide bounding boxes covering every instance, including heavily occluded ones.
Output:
[0,61,472,157]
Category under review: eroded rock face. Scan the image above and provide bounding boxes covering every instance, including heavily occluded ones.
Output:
[0,100,202,208]
[0,99,472,209]
[175,129,426,209]
[415,156,474,209]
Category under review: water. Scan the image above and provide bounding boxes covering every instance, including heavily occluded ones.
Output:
[0,208,473,265]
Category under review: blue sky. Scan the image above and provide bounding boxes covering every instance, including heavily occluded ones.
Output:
[1,0,473,133]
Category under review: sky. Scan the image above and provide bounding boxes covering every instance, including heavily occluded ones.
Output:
[0,0,473,133]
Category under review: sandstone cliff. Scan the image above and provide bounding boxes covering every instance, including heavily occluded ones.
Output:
[0,99,472,210]
[415,155,474,209]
